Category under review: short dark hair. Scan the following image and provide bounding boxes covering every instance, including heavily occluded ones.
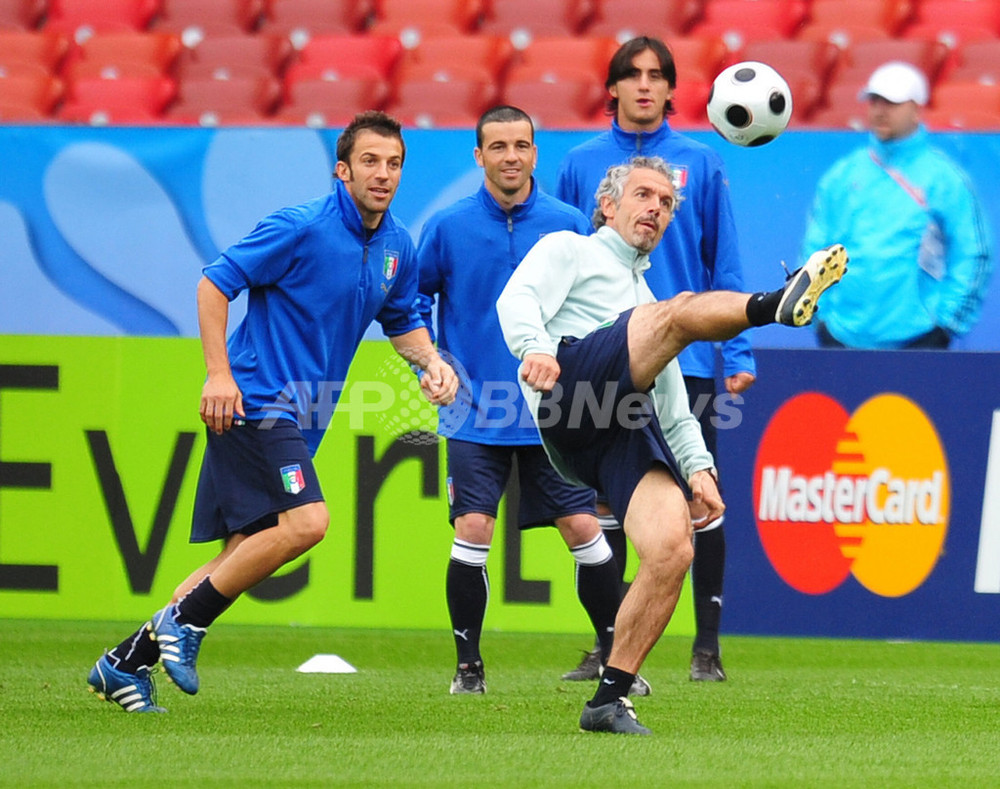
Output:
[604,36,677,118]
[475,105,534,148]
[336,110,406,164]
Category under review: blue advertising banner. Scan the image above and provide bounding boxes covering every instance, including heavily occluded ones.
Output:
[717,348,1000,642]
[2,126,999,349]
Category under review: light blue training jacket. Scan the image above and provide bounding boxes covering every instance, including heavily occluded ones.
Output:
[801,126,992,348]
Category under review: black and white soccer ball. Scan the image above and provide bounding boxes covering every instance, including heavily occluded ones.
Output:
[707,61,792,147]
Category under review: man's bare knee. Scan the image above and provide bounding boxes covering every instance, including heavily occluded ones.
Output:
[555,513,601,547]
[455,512,495,545]
[285,503,329,552]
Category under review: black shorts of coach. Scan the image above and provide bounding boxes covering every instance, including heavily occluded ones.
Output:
[446,439,596,528]
[538,308,690,526]
[191,418,325,543]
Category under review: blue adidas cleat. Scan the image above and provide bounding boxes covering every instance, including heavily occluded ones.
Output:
[150,605,206,695]
[87,654,166,713]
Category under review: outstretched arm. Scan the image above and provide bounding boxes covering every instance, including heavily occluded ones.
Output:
[197,276,244,434]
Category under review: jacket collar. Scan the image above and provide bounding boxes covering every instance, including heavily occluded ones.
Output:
[333,178,396,240]
[476,178,538,218]
[609,118,672,153]
[869,124,928,166]
[595,225,651,274]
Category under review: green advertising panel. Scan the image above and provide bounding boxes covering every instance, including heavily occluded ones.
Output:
[0,336,693,635]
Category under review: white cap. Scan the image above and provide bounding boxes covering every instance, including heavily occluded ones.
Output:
[858,61,929,106]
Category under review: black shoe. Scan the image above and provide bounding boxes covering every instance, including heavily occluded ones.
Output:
[450,660,486,694]
[775,243,848,326]
[561,647,601,681]
[690,649,727,682]
[579,697,651,735]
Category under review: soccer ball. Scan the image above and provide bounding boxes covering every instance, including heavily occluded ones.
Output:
[707,61,792,147]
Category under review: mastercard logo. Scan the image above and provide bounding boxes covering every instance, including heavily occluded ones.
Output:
[753,392,950,597]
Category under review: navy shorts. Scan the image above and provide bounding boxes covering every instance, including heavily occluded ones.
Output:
[190,418,325,543]
[539,308,689,525]
[446,439,596,529]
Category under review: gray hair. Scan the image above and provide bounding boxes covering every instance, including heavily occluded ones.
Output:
[591,155,676,229]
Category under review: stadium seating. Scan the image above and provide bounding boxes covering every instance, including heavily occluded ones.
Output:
[152,0,265,38]
[902,0,1000,45]
[929,80,1000,121]
[0,0,47,30]
[944,39,1000,84]
[506,35,616,82]
[585,0,705,40]
[284,34,403,82]
[387,76,497,127]
[46,0,160,39]
[63,31,183,79]
[477,0,595,39]
[395,34,511,83]
[275,76,390,126]
[261,0,376,40]
[691,0,808,48]
[369,0,480,38]
[832,38,950,88]
[0,30,70,76]
[176,34,294,81]
[58,73,176,123]
[502,77,607,128]
[0,72,62,119]
[797,0,915,45]
[165,74,282,124]
[665,33,729,83]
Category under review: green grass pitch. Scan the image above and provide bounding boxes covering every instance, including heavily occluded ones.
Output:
[1,619,998,787]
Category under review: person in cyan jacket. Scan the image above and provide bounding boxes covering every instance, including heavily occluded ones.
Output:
[802,61,992,349]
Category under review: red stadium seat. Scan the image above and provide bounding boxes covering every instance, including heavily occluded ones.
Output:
[666,33,729,83]
[670,76,712,126]
[274,76,390,126]
[502,76,608,128]
[691,0,808,48]
[833,39,949,88]
[152,0,265,38]
[0,72,63,119]
[46,0,161,39]
[798,0,915,46]
[945,39,1000,84]
[58,73,176,123]
[586,0,705,40]
[477,0,596,39]
[929,80,1000,123]
[0,0,47,30]
[387,76,497,127]
[506,35,617,83]
[804,78,869,129]
[902,0,1000,46]
[165,74,282,124]
[395,34,512,83]
[284,35,403,82]
[370,0,480,38]
[739,38,840,118]
[176,34,294,80]
[261,0,376,40]
[0,30,71,76]
[64,32,183,79]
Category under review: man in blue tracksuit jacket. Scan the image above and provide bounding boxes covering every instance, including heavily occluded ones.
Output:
[556,36,753,682]
[87,112,458,713]
[802,61,992,349]
[417,106,632,696]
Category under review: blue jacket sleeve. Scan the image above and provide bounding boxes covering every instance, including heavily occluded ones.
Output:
[415,217,444,342]
[930,167,992,337]
[377,235,425,338]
